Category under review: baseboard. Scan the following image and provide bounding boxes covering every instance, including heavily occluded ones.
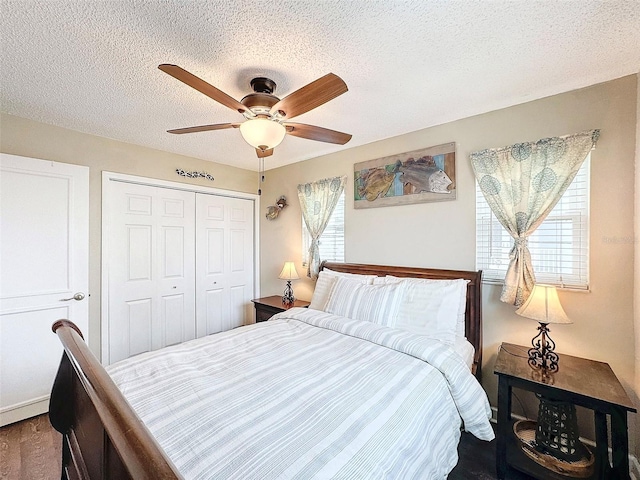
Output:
[491,406,640,478]
[0,396,49,427]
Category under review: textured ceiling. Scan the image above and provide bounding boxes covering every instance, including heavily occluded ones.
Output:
[1,1,639,171]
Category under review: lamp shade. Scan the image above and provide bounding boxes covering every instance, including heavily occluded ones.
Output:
[278,261,299,280]
[239,118,286,150]
[515,284,572,325]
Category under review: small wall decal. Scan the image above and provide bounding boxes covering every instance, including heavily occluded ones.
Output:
[176,169,214,181]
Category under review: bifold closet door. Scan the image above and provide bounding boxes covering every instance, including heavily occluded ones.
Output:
[196,194,254,337]
[108,181,195,364]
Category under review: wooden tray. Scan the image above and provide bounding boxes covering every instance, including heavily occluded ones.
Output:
[513,420,594,478]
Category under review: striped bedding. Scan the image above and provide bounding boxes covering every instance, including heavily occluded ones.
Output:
[107,308,494,480]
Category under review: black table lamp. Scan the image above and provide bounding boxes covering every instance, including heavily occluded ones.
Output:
[516,284,572,373]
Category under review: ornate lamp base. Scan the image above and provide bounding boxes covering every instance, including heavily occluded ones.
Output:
[528,322,559,373]
[282,280,295,306]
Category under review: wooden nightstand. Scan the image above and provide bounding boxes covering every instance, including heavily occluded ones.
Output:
[251,295,310,323]
[494,343,635,480]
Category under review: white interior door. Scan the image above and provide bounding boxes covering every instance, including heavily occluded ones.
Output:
[106,181,195,364]
[0,154,89,426]
[196,194,255,337]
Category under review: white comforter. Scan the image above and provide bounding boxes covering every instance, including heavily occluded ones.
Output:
[107,308,494,480]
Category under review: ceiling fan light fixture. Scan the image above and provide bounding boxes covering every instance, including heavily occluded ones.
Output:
[239,118,286,151]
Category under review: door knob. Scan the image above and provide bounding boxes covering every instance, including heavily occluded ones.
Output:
[60,292,85,302]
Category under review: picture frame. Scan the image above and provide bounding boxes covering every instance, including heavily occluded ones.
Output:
[354,142,456,209]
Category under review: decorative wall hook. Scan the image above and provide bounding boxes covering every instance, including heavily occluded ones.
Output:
[266,196,287,220]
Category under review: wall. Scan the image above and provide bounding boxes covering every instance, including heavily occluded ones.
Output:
[635,71,640,460]
[259,76,638,452]
[0,113,257,355]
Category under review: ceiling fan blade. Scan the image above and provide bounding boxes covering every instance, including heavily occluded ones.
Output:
[256,148,274,158]
[159,64,249,115]
[167,123,240,134]
[270,73,348,120]
[284,123,352,145]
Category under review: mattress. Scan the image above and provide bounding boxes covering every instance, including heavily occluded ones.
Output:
[107,308,493,479]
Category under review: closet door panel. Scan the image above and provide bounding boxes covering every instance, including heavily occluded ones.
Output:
[196,194,254,337]
[162,294,185,346]
[126,298,152,358]
[162,227,185,277]
[108,182,195,363]
[229,284,248,330]
[206,228,225,274]
[227,197,255,329]
[230,229,246,271]
[157,190,196,345]
[205,288,226,335]
[196,194,227,338]
[109,182,157,362]
[128,225,153,281]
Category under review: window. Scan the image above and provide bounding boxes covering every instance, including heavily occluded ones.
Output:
[476,155,589,289]
[302,191,345,266]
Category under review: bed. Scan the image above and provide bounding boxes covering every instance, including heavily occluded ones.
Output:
[49,262,493,480]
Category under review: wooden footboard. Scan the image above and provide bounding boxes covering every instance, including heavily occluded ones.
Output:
[49,320,181,480]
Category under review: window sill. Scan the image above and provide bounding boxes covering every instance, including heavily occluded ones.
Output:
[481,278,590,293]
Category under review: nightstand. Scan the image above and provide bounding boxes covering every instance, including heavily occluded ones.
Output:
[494,343,635,480]
[251,295,310,323]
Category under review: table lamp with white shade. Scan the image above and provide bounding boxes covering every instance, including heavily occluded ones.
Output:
[278,261,299,306]
[516,284,572,372]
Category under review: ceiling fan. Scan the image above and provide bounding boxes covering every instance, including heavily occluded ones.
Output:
[159,64,352,158]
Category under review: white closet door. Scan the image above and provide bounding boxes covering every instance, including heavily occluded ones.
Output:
[196,194,254,337]
[0,154,89,426]
[107,181,195,364]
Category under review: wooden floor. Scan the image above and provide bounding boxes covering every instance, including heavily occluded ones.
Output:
[1,415,532,479]
[0,415,62,480]
[450,429,533,480]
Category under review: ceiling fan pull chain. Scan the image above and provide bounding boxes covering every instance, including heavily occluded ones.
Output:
[258,157,265,195]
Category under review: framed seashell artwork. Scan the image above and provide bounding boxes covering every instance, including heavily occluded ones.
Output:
[354,142,456,209]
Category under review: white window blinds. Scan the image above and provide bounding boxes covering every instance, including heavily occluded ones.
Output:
[476,155,590,289]
[302,191,345,266]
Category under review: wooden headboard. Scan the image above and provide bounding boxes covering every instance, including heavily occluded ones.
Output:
[320,262,483,380]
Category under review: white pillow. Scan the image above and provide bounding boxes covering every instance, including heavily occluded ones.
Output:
[308,269,376,311]
[375,275,469,335]
[323,268,377,284]
[373,275,468,344]
[325,277,406,326]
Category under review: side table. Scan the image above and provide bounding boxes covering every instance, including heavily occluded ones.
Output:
[251,295,310,323]
[494,343,635,480]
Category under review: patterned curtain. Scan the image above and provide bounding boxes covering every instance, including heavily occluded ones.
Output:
[298,176,347,278]
[470,130,599,306]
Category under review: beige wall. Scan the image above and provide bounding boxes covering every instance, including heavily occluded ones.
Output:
[635,72,640,455]
[259,76,638,450]
[0,113,257,355]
